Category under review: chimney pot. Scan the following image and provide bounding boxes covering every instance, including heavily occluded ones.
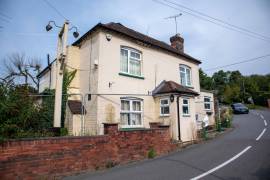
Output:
[170,33,184,52]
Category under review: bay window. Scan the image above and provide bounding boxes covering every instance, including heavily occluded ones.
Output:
[179,65,191,87]
[120,98,143,128]
[160,98,170,116]
[120,47,142,76]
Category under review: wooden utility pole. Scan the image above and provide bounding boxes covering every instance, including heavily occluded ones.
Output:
[53,20,69,128]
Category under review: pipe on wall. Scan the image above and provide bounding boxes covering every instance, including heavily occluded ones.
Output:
[176,95,181,141]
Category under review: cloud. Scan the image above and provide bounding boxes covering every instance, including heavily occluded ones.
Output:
[0,0,269,75]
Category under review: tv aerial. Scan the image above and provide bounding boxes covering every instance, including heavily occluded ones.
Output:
[165,13,182,34]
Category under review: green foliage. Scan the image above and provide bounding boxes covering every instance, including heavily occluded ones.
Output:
[105,160,117,168]
[61,69,77,127]
[246,104,264,110]
[220,107,232,128]
[0,68,77,141]
[148,148,156,159]
[199,68,213,90]
[202,126,208,140]
[199,69,270,106]
[60,128,68,136]
[0,84,55,140]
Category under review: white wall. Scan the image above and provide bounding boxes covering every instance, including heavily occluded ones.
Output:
[195,91,215,129]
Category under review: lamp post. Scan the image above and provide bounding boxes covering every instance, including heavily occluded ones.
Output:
[46,20,79,128]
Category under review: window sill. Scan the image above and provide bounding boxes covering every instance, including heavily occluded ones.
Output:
[119,72,145,79]
[120,128,146,131]
[182,114,191,117]
[160,114,170,117]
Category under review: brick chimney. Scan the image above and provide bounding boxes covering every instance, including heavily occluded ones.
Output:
[170,33,184,52]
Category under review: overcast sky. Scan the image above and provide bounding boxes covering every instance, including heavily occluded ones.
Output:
[0,0,269,76]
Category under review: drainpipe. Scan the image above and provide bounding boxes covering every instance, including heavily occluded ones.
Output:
[176,95,181,141]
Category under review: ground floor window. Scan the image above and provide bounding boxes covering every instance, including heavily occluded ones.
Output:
[182,98,190,116]
[160,98,170,116]
[120,98,143,127]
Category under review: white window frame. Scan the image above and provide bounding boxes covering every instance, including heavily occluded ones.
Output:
[120,47,142,77]
[160,98,170,116]
[182,98,190,116]
[120,98,143,128]
[204,96,211,111]
[179,65,192,87]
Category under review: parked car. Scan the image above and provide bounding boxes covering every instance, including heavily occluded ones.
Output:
[231,103,249,114]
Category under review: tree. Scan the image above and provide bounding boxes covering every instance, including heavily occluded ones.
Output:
[1,53,41,89]
[228,70,242,84]
[199,68,213,90]
[223,84,241,104]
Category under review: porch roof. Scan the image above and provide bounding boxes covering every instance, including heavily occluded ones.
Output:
[68,100,87,115]
[152,80,199,96]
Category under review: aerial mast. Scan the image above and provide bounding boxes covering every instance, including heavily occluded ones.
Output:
[165,13,182,34]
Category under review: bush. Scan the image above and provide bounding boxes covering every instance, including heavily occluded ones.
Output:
[246,104,264,110]
[220,107,232,128]
[0,85,55,141]
[60,128,68,136]
[105,160,117,168]
[148,148,156,159]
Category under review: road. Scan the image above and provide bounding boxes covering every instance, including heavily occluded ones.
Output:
[66,110,270,180]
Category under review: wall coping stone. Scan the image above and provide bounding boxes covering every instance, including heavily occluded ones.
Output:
[1,134,108,143]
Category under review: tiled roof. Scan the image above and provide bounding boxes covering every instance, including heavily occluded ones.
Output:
[73,22,201,64]
[152,80,199,96]
[67,100,87,115]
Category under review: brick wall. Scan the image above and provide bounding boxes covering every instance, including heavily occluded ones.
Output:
[0,124,176,179]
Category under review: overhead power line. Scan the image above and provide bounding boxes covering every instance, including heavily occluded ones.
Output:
[204,54,270,71]
[43,0,68,20]
[0,12,12,19]
[164,0,270,41]
[153,0,270,43]
[0,16,10,23]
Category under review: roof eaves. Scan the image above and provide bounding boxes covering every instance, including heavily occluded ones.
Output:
[72,23,201,64]
[36,59,56,78]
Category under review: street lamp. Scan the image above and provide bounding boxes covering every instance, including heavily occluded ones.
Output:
[45,20,79,128]
[46,21,80,38]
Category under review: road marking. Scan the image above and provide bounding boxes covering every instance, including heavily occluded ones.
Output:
[190,146,252,180]
[256,128,266,141]
[264,120,267,126]
[260,115,264,119]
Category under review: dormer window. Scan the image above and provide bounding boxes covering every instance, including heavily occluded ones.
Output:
[120,47,142,77]
[179,65,191,87]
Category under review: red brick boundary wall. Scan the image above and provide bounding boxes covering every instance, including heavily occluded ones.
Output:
[0,123,176,179]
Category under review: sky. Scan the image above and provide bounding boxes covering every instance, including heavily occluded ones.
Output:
[0,0,269,76]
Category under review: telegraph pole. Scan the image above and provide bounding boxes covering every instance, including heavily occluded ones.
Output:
[53,20,69,127]
[45,20,79,128]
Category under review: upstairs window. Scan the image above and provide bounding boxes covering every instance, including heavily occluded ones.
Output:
[160,98,170,116]
[204,96,211,110]
[179,65,191,87]
[120,47,142,76]
[120,98,143,128]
